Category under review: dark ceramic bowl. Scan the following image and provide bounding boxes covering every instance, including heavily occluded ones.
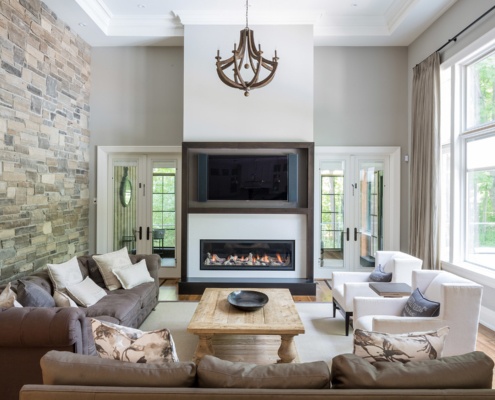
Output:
[227,290,269,311]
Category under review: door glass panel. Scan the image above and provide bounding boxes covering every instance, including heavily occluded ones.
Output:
[152,163,176,267]
[113,161,138,254]
[358,160,384,267]
[320,160,345,268]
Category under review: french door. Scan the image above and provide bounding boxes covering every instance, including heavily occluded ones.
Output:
[96,147,181,276]
[314,147,400,277]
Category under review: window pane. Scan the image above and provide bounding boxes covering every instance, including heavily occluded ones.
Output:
[466,52,495,129]
[465,136,495,268]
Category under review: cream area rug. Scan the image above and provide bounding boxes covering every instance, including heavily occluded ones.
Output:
[139,302,353,366]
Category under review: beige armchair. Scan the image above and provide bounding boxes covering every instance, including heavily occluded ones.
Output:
[332,251,423,335]
[353,270,483,356]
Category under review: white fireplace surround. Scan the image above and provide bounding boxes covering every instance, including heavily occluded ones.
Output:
[188,214,306,279]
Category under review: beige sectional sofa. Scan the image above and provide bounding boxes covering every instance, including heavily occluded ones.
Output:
[17,349,495,400]
[0,254,160,400]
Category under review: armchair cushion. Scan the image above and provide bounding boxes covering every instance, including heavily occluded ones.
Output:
[353,326,449,362]
[401,288,440,317]
[369,265,392,282]
[331,351,494,389]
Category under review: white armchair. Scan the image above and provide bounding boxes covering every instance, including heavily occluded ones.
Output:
[353,270,483,356]
[332,251,423,335]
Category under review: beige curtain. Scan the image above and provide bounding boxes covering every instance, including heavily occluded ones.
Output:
[409,52,441,270]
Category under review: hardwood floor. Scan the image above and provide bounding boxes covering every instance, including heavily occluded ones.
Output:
[160,278,495,387]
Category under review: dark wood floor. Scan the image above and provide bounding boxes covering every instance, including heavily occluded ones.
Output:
[160,278,495,387]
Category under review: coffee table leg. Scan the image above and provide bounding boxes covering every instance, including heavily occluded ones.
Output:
[193,334,214,363]
[277,334,297,363]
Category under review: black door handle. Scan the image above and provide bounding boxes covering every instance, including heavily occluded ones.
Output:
[354,228,358,241]
[138,226,142,240]
[147,227,150,240]
[346,228,349,241]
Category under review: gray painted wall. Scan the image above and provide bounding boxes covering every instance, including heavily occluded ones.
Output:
[89,46,408,253]
[313,46,409,250]
[88,47,184,252]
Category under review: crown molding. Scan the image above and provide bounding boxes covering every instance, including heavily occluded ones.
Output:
[173,10,324,26]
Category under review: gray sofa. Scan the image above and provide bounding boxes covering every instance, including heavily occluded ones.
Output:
[18,350,495,400]
[0,253,160,400]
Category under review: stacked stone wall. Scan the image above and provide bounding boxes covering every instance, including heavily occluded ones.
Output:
[0,0,91,282]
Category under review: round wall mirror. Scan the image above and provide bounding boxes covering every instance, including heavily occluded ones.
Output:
[120,167,132,207]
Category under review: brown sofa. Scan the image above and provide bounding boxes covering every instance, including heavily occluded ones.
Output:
[18,350,495,400]
[0,254,160,400]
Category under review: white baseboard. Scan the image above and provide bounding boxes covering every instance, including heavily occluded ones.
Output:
[480,305,495,331]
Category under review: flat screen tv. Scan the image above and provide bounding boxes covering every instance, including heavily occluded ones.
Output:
[198,154,298,202]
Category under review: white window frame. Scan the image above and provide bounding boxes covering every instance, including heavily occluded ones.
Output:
[440,27,495,288]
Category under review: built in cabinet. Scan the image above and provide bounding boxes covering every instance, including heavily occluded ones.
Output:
[179,142,315,295]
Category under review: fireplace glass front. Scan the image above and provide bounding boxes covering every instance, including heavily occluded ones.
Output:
[200,240,295,271]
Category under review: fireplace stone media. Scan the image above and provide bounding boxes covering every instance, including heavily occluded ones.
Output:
[200,240,295,271]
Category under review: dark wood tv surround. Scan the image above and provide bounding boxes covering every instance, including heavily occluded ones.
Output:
[179,142,316,295]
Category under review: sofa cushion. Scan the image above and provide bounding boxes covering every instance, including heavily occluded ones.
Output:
[91,319,179,363]
[402,288,440,317]
[47,256,83,292]
[16,279,55,307]
[66,277,107,307]
[197,355,330,389]
[331,352,494,389]
[112,259,154,289]
[41,350,196,388]
[85,290,141,325]
[93,248,133,291]
[106,281,156,308]
[369,265,393,282]
[353,326,449,362]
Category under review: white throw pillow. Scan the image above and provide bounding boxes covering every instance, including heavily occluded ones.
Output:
[47,256,83,292]
[353,326,450,363]
[91,319,179,363]
[0,282,22,309]
[66,277,107,307]
[112,259,154,289]
[53,290,78,308]
[93,248,132,291]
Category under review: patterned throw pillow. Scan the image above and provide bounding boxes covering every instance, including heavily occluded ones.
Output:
[353,327,449,363]
[401,288,440,317]
[91,319,179,364]
[93,248,133,291]
[368,265,392,282]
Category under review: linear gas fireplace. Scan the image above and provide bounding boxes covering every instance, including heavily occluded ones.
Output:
[200,240,295,271]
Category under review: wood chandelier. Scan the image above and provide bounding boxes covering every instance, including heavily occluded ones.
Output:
[215,0,279,97]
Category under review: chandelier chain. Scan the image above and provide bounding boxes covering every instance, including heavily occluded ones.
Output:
[245,0,249,29]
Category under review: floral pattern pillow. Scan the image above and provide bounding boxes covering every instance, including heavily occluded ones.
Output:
[91,319,179,363]
[353,326,449,363]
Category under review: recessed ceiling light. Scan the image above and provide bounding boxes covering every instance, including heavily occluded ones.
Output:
[78,22,87,27]
[137,4,146,8]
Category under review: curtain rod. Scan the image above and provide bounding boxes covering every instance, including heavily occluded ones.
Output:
[436,5,495,53]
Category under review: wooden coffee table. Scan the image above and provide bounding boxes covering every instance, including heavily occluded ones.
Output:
[187,287,305,364]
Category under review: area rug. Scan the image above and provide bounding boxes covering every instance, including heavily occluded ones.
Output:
[139,301,353,366]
